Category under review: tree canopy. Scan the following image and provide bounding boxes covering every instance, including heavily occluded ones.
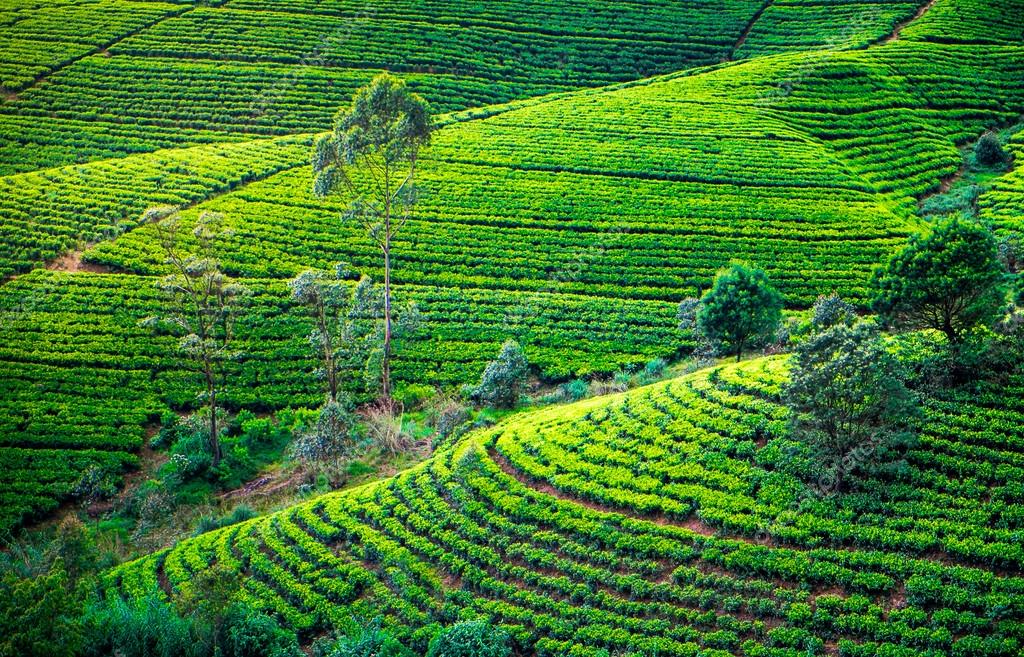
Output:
[872,217,1006,344]
[696,263,783,361]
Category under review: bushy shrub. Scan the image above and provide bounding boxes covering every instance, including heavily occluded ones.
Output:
[222,604,302,657]
[290,399,360,465]
[974,132,1007,168]
[433,400,470,450]
[82,594,209,657]
[194,504,257,536]
[642,357,667,380]
[560,378,590,402]
[314,619,412,657]
[426,620,512,657]
[811,293,855,330]
[466,340,530,408]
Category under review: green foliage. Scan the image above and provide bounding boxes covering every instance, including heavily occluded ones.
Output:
[697,263,783,361]
[784,322,919,493]
[872,217,1007,343]
[81,594,210,657]
[810,293,855,331]
[222,604,303,657]
[466,340,530,408]
[560,379,590,402]
[426,621,512,657]
[0,561,84,657]
[290,399,361,466]
[314,619,413,657]
[974,132,1008,168]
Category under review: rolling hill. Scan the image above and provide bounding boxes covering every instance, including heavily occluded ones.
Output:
[1,0,1023,533]
[106,356,1024,656]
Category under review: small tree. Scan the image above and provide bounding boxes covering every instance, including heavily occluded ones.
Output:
[290,269,348,403]
[312,73,433,404]
[872,217,1006,344]
[289,399,359,467]
[697,263,783,361]
[467,340,529,409]
[144,210,250,467]
[785,322,918,494]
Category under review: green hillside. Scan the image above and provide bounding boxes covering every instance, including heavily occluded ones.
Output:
[1,0,1023,533]
[1,0,1024,654]
[106,357,1024,656]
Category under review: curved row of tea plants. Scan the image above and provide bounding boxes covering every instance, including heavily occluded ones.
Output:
[0,135,309,278]
[106,358,1024,656]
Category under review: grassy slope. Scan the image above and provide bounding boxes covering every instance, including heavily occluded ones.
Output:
[107,357,1024,656]
[0,0,768,174]
[1,0,1023,532]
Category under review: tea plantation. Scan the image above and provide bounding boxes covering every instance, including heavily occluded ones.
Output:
[1,0,1023,652]
[107,357,1024,656]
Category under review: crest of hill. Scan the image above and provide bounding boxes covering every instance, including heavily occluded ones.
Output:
[106,356,1024,656]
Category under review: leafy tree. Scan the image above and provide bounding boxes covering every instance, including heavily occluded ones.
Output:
[426,620,512,657]
[785,322,918,494]
[696,263,783,361]
[312,73,433,404]
[290,268,349,403]
[174,563,243,653]
[144,209,250,467]
[872,217,1007,344]
[467,340,530,408]
[0,560,84,657]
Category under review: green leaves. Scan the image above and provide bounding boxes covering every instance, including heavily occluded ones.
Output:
[872,217,1008,343]
[696,263,783,361]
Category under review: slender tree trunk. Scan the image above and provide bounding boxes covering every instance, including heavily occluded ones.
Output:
[206,364,221,467]
[317,299,337,402]
[736,337,745,363]
[381,174,393,405]
[382,232,393,403]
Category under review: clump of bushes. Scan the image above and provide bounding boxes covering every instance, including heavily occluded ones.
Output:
[465,340,530,408]
[426,620,512,657]
[973,132,1008,168]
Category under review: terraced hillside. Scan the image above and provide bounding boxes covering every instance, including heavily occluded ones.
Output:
[1,0,1023,533]
[0,0,942,175]
[107,357,1024,656]
[0,0,768,174]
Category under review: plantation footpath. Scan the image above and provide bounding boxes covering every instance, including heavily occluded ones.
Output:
[107,358,1024,656]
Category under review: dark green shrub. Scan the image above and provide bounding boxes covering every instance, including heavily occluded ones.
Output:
[222,604,302,657]
[974,132,1007,168]
[0,561,85,657]
[560,378,590,402]
[314,619,413,657]
[82,594,210,657]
